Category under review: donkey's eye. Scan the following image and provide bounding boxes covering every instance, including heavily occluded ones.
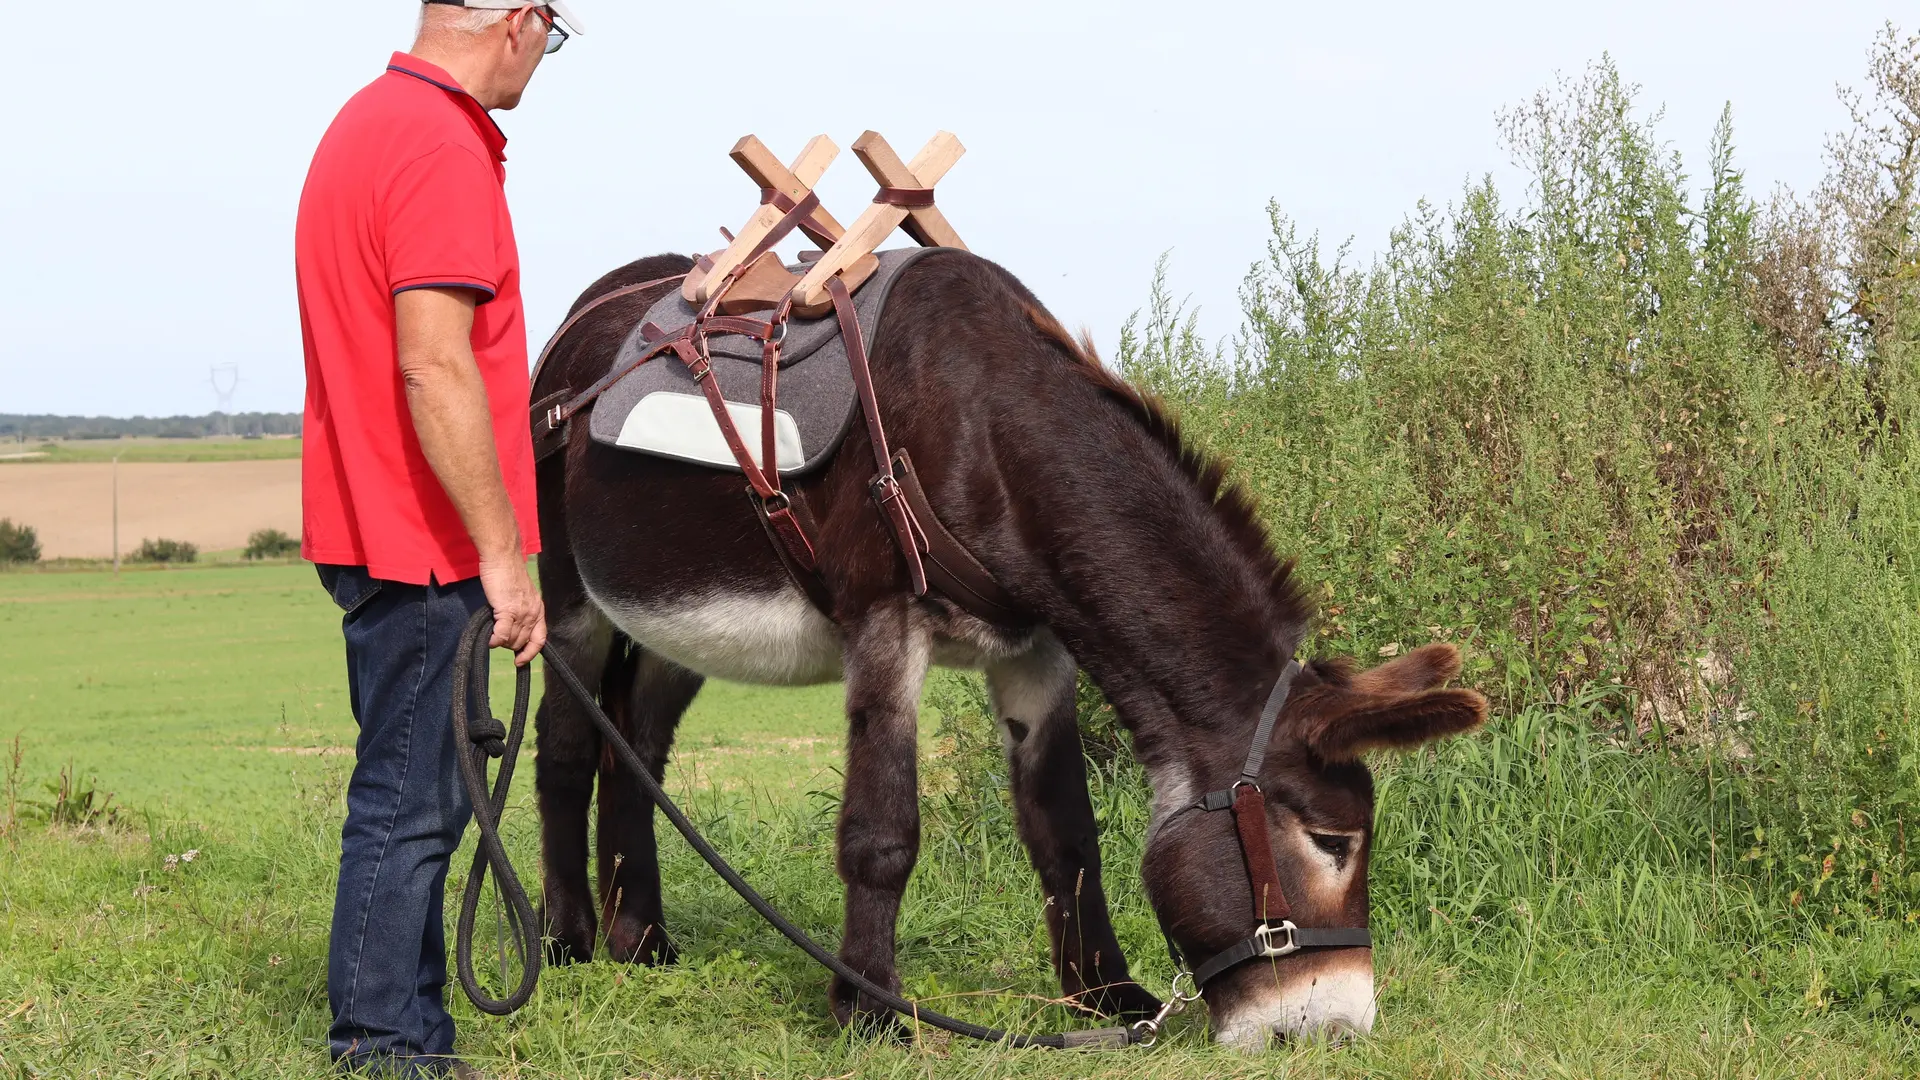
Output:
[1309,833,1352,859]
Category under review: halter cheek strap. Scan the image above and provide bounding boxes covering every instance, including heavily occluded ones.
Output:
[1156,659,1373,992]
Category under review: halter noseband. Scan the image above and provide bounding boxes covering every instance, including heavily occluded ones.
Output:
[1155,659,1373,992]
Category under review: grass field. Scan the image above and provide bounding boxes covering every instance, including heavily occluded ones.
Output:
[0,438,303,465]
[2,562,1915,1079]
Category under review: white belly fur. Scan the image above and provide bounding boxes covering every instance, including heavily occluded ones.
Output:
[593,586,846,686]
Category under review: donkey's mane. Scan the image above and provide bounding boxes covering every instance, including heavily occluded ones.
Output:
[1022,305,1312,630]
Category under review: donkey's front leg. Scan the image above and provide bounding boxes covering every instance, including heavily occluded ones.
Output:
[987,633,1162,1019]
[829,601,932,1029]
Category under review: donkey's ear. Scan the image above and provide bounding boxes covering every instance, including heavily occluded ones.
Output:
[1348,643,1462,696]
[1302,688,1488,763]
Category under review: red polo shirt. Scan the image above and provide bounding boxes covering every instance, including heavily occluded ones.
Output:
[296,53,540,585]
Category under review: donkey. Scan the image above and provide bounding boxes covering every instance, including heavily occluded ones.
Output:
[530,249,1487,1048]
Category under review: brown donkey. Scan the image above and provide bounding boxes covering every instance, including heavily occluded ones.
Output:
[530,249,1487,1048]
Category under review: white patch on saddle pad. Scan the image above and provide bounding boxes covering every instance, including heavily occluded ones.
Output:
[615,392,807,473]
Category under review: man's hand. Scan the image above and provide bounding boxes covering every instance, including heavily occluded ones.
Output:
[396,286,546,666]
[479,556,547,666]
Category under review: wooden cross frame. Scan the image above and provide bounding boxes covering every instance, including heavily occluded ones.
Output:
[793,131,968,311]
[685,135,844,305]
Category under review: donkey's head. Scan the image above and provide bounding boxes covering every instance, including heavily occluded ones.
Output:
[1142,643,1486,1049]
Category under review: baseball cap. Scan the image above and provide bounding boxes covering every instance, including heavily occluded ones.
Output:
[423,0,586,35]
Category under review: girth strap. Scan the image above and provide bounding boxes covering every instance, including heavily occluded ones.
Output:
[828,274,930,597]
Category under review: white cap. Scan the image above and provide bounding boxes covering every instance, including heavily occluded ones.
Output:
[423,1,585,35]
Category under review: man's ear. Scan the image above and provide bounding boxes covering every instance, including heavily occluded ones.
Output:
[1299,688,1488,763]
[1348,643,1462,697]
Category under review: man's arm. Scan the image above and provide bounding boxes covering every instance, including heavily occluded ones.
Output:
[395,286,547,665]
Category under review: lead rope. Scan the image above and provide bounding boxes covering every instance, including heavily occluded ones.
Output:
[450,606,1156,1049]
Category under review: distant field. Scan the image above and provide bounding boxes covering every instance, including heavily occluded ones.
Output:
[0,437,303,465]
[0,458,302,559]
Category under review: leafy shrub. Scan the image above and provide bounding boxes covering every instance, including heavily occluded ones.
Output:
[244,528,301,561]
[0,519,40,563]
[1121,41,1918,919]
[133,538,198,564]
[22,762,129,831]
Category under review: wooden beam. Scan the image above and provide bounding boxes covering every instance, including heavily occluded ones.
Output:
[730,135,846,248]
[851,132,967,249]
[689,135,839,303]
[794,132,967,308]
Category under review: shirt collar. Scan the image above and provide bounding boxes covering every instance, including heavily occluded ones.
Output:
[386,52,509,162]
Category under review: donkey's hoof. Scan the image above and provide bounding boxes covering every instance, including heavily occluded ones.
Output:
[607,920,678,967]
[540,907,597,967]
[829,976,910,1041]
[1077,980,1163,1020]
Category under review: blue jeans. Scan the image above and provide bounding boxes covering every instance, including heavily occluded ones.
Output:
[318,564,487,1076]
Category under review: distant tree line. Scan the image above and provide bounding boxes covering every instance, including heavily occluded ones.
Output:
[0,413,303,440]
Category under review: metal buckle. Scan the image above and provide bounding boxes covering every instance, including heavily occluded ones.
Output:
[762,491,791,514]
[545,405,565,431]
[1252,920,1300,959]
[688,355,713,383]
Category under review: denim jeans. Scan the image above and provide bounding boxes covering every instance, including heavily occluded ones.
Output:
[318,564,487,1076]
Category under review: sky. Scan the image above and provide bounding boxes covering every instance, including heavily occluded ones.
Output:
[0,1,1901,418]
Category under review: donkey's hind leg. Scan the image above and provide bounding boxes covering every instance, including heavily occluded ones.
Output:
[829,601,933,1031]
[534,597,617,966]
[987,632,1162,1019]
[597,646,702,966]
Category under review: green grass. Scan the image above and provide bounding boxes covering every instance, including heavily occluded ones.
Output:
[0,438,303,465]
[2,563,1915,1078]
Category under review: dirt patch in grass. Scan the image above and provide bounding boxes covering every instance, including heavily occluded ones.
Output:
[0,460,301,560]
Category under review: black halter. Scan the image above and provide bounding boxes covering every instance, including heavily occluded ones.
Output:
[1154,660,1373,991]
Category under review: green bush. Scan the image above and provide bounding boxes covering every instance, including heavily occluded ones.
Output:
[1120,42,1918,920]
[243,528,301,561]
[132,538,198,564]
[0,519,40,564]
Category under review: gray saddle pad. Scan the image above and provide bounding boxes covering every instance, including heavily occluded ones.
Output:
[589,248,938,476]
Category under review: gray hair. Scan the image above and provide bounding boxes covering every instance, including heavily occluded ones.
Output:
[418,5,515,35]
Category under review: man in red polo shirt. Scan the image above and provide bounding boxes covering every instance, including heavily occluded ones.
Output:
[295,2,583,1074]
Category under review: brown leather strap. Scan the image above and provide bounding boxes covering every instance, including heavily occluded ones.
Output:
[874,187,936,208]
[889,451,1026,625]
[555,335,681,426]
[529,389,573,465]
[531,274,688,390]
[752,488,833,613]
[1233,786,1291,924]
[828,275,929,596]
[699,315,779,341]
[759,188,840,249]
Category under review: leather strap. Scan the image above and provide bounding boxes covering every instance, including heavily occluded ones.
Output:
[1233,785,1289,924]
[752,487,834,616]
[828,275,930,597]
[889,451,1027,626]
[529,389,572,465]
[1191,927,1372,988]
[759,187,839,249]
[530,274,689,391]
[874,187,937,208]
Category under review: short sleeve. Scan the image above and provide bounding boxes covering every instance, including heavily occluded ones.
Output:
[383,143,502,302]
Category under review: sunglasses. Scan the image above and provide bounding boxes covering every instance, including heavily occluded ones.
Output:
[523,5,568,55]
